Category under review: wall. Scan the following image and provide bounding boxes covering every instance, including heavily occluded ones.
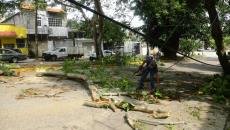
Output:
[29,40,48,57]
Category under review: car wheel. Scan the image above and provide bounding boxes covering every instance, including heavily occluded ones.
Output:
[51,55,57,61]
[89,57,95,61]
[11,57,18,63]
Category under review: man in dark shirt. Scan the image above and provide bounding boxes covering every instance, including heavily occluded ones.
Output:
[137,49,160,94]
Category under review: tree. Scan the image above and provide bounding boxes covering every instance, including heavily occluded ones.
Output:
[57,0,104,58]
[132,0,206,59]
[103,20,126,48]
[204,0,230,75]
[0,0,21,19]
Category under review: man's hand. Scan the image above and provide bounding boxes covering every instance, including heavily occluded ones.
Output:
[133,65,143,76]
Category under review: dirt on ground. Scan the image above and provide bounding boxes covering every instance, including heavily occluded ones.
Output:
[0,58,227,130]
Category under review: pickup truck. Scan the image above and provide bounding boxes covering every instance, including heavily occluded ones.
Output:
[42,47,84,61]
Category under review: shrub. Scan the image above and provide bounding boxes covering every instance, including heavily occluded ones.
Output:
[0,62,14,76]
[62,59,76,73]
[200,75,230,103]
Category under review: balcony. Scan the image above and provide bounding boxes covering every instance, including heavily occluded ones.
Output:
[27,26,48,35]
[48,27,68,37]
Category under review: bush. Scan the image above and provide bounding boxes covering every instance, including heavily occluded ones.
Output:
[179,39,202,56]
[200,75,230,103]
[0,62,14,76]
[62,59,76,73]
[90,66,135,92]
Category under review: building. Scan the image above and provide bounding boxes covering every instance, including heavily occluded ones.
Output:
[1,5,68,57]
[0,24,28,55]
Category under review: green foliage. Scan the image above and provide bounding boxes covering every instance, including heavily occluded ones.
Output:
[0,62,14,76]
[200,75,230,103]
[62,59,76,73]
[90,66,135,91]
[0,0,20,18]
[67,19,79,30]
[224,36,230,47]
[103,20,126,45]
[77,60,91,70]
[179,39,202,55]
[154,89,163,98]
[119,101,135,112]
[99,55,142,66]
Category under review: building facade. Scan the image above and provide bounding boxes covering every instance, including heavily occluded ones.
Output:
[0,24,28,55]
[1,7,68,57]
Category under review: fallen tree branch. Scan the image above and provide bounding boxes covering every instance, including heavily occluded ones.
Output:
[83,101,117,112]
[125,114,139,130]
[0,80,7,83]
[125,113,185,130]
[36,71,65,77]
[138,119,186,126]
[132,106,154,114]
[101,92,137,96]
[38,71,100,101]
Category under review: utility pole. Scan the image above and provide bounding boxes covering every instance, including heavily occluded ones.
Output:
[35,0,38,59]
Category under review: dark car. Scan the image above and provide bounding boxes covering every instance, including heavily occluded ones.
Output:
[0,48,27,63]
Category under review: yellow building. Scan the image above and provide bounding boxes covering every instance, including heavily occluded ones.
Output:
[0,24,28,55]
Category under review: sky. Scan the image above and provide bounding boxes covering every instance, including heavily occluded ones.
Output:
[65,0,144,28]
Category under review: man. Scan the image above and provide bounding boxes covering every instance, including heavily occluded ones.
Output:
[137,48,160,94]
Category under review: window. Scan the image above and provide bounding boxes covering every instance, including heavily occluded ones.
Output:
[4,44,15,49]
[59,48,65,52]
[48,18,62,27]
[4,50,14,54]
[16,39,26,48]
[37,17,41,26]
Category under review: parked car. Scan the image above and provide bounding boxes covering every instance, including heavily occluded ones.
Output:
[89,50,115,61]
[0,48,27,63]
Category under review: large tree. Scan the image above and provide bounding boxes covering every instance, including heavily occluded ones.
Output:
[204,0,230,75]
[132,0,206,59]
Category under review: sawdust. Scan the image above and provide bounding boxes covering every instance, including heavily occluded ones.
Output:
[16,86,72,99]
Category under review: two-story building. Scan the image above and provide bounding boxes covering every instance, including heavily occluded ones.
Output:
[1,5,69,57]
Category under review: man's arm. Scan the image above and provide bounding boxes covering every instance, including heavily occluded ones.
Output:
[133,60,146,76]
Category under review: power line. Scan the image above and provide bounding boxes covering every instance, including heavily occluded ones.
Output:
[65,0,221,68]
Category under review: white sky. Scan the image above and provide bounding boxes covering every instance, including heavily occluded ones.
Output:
[66,0,144,28]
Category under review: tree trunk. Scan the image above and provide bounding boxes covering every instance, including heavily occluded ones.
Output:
[93,0,104,59]
[91,15,100,59]
[162,32,180,59]
[204,0,230,75]
[35,0,38,59]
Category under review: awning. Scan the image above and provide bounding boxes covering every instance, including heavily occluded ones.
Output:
[0,31,17,37]
[47,7,65,13]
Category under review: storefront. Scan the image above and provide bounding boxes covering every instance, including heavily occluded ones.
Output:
[0,24,28,55]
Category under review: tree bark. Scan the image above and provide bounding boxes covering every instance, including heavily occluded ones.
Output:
[204,0,230,75]
[162,32,180,59]
[93,0,104,59]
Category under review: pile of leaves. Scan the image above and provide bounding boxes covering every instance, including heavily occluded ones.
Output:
[200,75,230,103]
[62,60,135,92]
[90,66,135,92]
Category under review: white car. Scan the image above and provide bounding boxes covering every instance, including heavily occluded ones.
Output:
[89,50,115,60]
